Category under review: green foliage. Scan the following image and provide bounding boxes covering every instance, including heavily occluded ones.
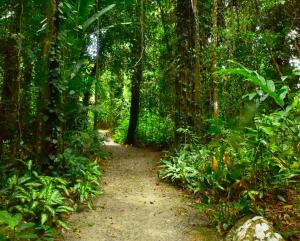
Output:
[113,111,175,145]
[216,61,289,107]
[159,87,300,230]
[194,201,249,232]
[0,0,299,238]
[82,4,116,31]
[64,130,108,159]
[0,211,38,240]
[1,161,74,229]
[62,149,102,207]
[0,145,103,239]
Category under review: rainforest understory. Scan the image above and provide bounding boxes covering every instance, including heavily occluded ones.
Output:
[0,0,299,240]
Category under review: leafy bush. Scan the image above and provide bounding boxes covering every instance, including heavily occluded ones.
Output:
[64,130,108,159]
[1,162,74,225]
[62,149,102,208]
[159,90,300,232]
[0,148,103,239]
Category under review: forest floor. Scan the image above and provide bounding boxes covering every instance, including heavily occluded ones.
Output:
[63,131,220,241]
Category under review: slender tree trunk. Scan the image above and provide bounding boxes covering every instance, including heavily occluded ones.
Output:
[93,64,101,130]
[126,0,144,145]
[0,39,20,154]
[192,0,202,129]
[94,0,101,130]
[36,0,61,165]
[175,0,194,128]
[157,0,178,135]
[212,0,219,119]
[157,0,171,53]
[20,61,33,140]
[0,1,23,156]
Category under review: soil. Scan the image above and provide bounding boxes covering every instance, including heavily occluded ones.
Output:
[63,131,221,241]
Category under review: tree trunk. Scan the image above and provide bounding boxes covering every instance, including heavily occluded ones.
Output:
[0,39,20,155]
[126,0,144,145]
[175,0,194,128]
[0,1,23,156]
[212,0,219,119]
[20,61,33,141]
[36,0,61,165]
[94,0,102,130]
[192,0,202,129]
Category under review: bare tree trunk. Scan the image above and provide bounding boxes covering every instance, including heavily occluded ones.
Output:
[93,59,101,129]
[0,40,20,154]
[20,61,33,140]
[212,0,219,119]
[0,1,23,156]
[126,0,144,145]
[192,0,202,129]
[175,0,194,128]
[157,0,178,136]
[94,0,102,130]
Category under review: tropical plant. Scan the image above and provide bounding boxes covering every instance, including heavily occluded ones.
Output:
[0,211,37,240]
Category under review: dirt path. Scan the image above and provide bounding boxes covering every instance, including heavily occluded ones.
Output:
[64,133,219,241]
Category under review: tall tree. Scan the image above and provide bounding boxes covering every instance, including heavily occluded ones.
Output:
[0,1,23,156]
[175,0,194,129]
[94,0,102,130]
[36,0,61,164]
[192,0,202,128]
[126,0,144,145]
[212,0,219,119]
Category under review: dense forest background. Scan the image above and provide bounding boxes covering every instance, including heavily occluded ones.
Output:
[0,0,299,240]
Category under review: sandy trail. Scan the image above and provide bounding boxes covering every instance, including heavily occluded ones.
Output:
[63,132,219,241]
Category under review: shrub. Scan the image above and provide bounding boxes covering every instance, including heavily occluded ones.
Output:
[159,92,300,230]
[62,149,102,208]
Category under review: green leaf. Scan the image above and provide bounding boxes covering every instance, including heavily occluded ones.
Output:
[0,211,11,224]
[16,233,38,239]
[277,194,287,202]
[82,4,116,31]
[45,206,56,217]
[56,220,70,230]
[278,86,289,101]
[259,126,274,136]
[216,61,286,107]
[8,213,22,230]
[41,213,48,225]
[0,211,22,230]
[266,80,275,92]
[16,222,35,232]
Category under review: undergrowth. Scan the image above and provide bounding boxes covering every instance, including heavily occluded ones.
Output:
[159,73,300,238]
[113,111,174,146]
[0,130,107,240]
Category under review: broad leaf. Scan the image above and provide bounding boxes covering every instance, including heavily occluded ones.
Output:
[41,213,48,225]
[82,4,116,31]
[216,61,288,107]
